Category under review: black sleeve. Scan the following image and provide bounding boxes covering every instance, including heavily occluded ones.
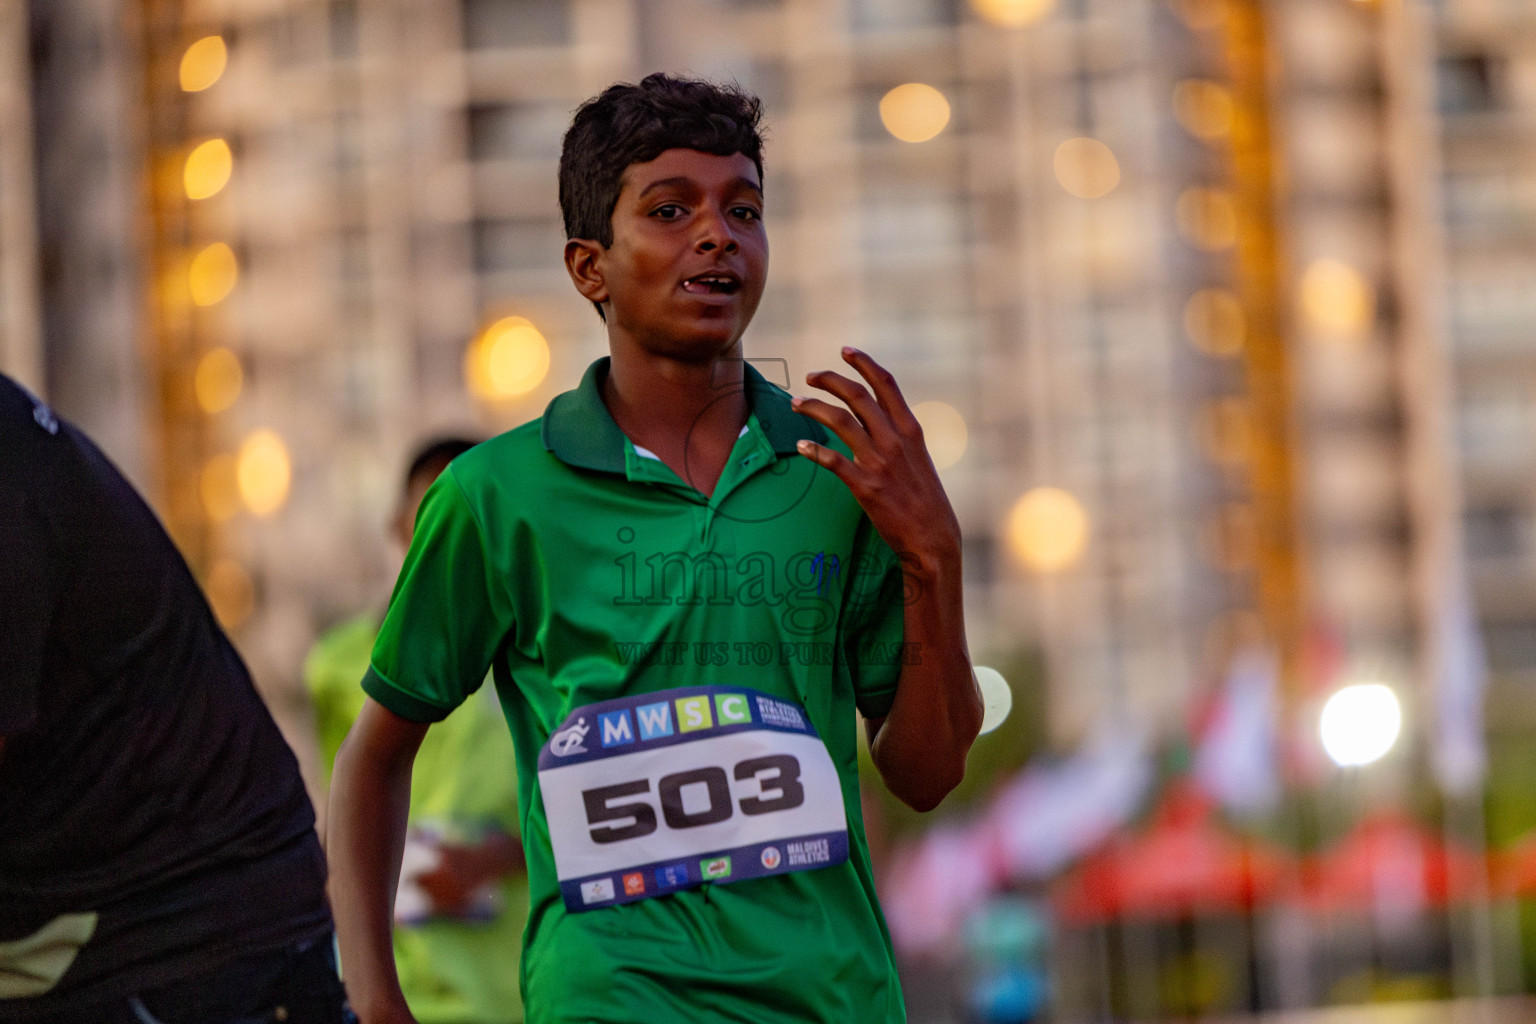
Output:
[0,383,58,736]
[0,496,50,735]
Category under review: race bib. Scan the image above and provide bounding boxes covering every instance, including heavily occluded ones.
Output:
[538,685,849,912]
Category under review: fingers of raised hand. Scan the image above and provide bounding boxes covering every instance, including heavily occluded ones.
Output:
[840,348,924,442]
[796,439,860,488]
[791,395,876,463]
[803,369,901,448]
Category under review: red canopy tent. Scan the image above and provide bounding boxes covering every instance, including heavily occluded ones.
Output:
[1300,811,1483,914]
[1051,780,1291,925]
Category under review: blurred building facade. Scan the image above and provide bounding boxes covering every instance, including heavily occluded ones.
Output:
[159,0,1267,740]
[0,2,42,397]
[1266,0,1460,764]
[1434,0,1536,768]
[0,0,1501,769]
[24,0,155,482]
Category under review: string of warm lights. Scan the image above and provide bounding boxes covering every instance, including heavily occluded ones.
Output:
[143,19,286,630]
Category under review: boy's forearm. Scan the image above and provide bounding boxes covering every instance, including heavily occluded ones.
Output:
[328,717,419,1022]
[869,544,982,812]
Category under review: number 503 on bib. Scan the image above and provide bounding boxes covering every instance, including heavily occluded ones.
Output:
[537,687,849,912]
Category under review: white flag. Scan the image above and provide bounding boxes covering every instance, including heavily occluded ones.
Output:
[1434,564,1488,795]
[1194,647,1281,816]
[989,716,1152,881]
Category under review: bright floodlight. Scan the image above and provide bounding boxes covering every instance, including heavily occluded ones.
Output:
[1319,683,1401,767]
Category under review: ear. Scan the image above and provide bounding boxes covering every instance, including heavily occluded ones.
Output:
[564,239,609,307]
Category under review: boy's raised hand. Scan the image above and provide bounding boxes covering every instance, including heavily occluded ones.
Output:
[792,348,960,569]
[792,347,980,811]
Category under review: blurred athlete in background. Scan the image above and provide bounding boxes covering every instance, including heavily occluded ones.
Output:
[307,439,526,1024]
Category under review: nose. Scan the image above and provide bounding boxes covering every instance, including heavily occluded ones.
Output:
[696,208,739,254]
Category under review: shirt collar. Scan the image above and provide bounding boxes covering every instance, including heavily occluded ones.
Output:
[541,356,827,473]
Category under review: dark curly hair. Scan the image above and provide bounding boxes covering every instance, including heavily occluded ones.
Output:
[559,73,765,251]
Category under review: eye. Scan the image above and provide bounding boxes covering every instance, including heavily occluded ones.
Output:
[650,203,686,220]
[732,205,762,222]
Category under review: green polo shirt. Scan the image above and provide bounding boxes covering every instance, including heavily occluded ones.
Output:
[366,357,908,1024]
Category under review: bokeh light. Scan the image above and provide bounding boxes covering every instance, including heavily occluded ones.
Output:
[971,0,1054,27]
[1172,80,1235,141]
[237,430,292,516]
[975,666,1013,734]
[1007,487,1089,573]
[205,558,254,629]
[1053,138,1121,199]
[465,316,551,401]
[1300,258,1374,338]
[913,400,969,470]
[194,347,243,414]
[1320,683,1402,767]
[179,36,228,93]
[189,242,238,306]
[200,454,241,522]
[1183,288,1245,357]
[184,139,232,200]
[1176,187,1238,250]
[879,84,952,144]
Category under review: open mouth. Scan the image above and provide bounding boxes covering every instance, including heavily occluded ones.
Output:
[681,275,741,296]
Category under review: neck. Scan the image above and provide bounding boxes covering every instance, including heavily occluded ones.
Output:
[602,342,747,448]
[600,340,749,498]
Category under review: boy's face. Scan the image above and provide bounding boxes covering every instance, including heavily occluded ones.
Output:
[568,148,767,361]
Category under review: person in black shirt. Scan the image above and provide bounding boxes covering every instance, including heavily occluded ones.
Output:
[0,374,350,1023]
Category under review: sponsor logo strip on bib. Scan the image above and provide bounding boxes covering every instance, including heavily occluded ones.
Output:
[539,686,849,912]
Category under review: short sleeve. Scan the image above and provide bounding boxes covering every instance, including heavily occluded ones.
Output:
[0,488,53,736]
[365,468,515,723]
[839,515,906,720]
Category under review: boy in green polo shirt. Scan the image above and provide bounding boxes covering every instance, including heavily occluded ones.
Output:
[328,74,983,1024]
